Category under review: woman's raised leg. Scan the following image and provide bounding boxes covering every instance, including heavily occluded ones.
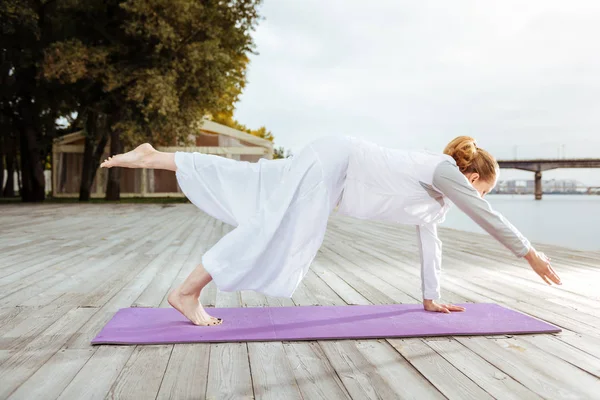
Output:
[100,143,177,171]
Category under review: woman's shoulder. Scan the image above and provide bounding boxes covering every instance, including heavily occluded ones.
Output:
[421,150,457,165]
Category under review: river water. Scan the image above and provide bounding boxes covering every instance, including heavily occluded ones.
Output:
[440,195,600,252]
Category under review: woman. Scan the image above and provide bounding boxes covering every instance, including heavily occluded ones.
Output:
[101,135,562,326]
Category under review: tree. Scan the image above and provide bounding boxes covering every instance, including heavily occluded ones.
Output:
[43,0,262,200]
[0,0,71,202]
[273,145,292,159]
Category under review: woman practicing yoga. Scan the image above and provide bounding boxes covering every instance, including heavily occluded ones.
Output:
[101,135,562,326]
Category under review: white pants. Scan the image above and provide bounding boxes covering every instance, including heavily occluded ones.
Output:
[174,135,352,297]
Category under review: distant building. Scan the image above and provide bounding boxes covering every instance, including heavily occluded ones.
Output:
[51,119,274,198]
[491,179,587,194]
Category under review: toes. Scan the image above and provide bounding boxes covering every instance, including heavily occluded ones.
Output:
[191,317,222,326]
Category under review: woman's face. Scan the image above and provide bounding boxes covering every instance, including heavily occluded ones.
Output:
[466,172,496,198]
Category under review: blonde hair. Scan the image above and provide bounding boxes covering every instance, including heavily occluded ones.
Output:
[443,136,498,182]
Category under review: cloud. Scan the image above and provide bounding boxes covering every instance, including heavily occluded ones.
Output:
[235,0,600,183]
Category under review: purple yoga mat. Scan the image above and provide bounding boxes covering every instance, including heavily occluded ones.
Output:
[91,303,560,345]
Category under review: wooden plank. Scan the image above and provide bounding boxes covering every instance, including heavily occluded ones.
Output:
[516,335,600,378]
[309,258,370,306]
[2,205,600,400]
[8,349,95,400]
[240,290,269,307]
[425,338,542,400]
[107,345,172,399]
[297,264,348,306]
[64,249,178,349]
[79,255,156,308]
[324,232,471,305]
[56,346,135,400]
[388,338,494,399]
[282,342,351,400]
[247,341,303,400]
[322,243,417,304]
[157,217,220,309]
[319,340,444,399]
[0,349,12,365]
[205,343,253,400]
[132,255,186,308]
[143,213,193,256]
[455,336,600,399]
[0,306,26,338]
[243,287,301,400]
[206,271,254,400]
[10,253,128,308]
[1,296,83,351]
[290,277,321,306]
[0,245,90,283]
[553,331,600,359]
[156,344,211,399]
[214,289,242,308]
[0,307,96,398]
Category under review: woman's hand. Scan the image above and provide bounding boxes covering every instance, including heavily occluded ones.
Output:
[423,299,466,313]
[524,248,562,286]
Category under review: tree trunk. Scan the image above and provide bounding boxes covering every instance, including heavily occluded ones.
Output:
[19,123,46,202]
[105,128,122,201]
[16,156,22,196]
[0,134,5,196]
[3,135,16,197]
[3,136,17,197]
[79,111,108,201]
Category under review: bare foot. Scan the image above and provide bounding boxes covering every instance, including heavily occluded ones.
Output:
[100,143,155,169]
[167,288,222,326]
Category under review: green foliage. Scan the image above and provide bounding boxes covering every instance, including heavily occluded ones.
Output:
[42,0,262,147]
[211,112,273,141]
[274,145,293,159]
[1,0,287,200]
[1,0,77,200]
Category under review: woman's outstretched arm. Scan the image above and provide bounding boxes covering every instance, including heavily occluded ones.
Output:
[432,160,562,286]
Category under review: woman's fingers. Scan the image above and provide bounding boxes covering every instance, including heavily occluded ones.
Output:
[537,270,553,285]
[540,264,561,285]
[442,304,466,312]
[531,252,562,286]
[437,304,453,313]
[424,301,466,314]
[547,265,562,285]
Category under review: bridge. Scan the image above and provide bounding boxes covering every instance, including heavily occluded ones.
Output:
[588,186,600,194]
[497,158,600,200]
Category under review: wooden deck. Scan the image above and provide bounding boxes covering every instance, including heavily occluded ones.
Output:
[1,204,599,399]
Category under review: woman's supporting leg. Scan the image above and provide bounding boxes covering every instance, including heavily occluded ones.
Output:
[100,143,177,171]
[101,143,222,325]
[167,261,222,326]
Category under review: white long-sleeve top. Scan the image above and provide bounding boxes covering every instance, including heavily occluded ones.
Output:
[332,137,531,300]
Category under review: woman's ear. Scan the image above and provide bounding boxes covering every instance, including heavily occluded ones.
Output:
[469,172,480,184]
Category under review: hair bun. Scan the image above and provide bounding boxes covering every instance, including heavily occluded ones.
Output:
[443,136,477,172]
[442,136,498,182]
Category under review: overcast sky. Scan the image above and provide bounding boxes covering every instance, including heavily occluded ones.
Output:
[234,0,600,185]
